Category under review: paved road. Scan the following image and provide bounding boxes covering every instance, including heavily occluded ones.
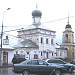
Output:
[0,67,19,75]
[0,67,75,75]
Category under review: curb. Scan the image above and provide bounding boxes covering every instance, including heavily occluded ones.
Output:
[0,64,13,68]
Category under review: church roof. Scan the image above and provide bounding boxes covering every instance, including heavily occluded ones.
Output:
[32,9,42,17]
[13,39,38,48]
[65,24,71,28]
[18,24,56,33]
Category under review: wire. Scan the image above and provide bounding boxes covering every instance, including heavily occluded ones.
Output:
[41,16,74,24]
[0,16,74,29]
[4,32,57,45]
[3,32,18,38]
[1,16,74,39]
[0,24,30,27]
[4,31,55,38]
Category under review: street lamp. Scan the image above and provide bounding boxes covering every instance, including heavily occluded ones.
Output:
[72,43,75,59]
[0,8,11,66]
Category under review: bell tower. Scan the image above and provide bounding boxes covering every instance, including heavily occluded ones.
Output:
[62,17,74,44]
[61,16,74,61]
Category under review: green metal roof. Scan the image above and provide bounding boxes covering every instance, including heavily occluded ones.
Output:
[13,39,38,48]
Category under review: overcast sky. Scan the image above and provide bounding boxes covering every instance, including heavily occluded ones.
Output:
[0,0,75,45]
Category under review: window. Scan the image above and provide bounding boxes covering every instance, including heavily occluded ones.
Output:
[38,60,47,65]
[27,60,37,65]
[51,39,53,45]
[60,52,62,56]
[16,51,18,54]
[72,34,73,37]
[52,52,53,56]
[55,52,58,56]
[47,60,56,63]
[41,52,42,56]
[34,54,38,59]
[41,38,43,43]
[33,17,40,24]
[34,18,35,23]
[27,52,29,54]
[65,34,68,43]
[46,38,48,44]
[47,52,48,58]
[47,59,64,64]
[35,17,40,23]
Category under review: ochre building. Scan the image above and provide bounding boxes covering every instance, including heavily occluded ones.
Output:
[60,18,75,61]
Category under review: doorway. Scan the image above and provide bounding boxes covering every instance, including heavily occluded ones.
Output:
[3,51,8,65]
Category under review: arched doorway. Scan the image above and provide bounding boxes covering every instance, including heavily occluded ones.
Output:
[3,51,8,65]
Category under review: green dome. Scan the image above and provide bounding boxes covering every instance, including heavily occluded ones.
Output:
[65,24,71,28]
[32,10,42,17]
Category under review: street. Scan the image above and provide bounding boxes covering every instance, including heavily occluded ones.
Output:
[0,67,19,75]
[0,67,75,75]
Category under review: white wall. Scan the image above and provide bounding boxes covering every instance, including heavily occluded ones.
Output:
[8,50,14,64]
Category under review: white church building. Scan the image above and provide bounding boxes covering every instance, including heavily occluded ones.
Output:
[0,7,68,65]
[13,7,67,60]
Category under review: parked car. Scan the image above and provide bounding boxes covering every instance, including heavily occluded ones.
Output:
[70,59,75,65]
[45,58,75,73]
[12,57,26,64]
[13,59,66,75]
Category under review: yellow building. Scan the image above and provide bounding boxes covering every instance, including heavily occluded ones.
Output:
[60,18,75,61]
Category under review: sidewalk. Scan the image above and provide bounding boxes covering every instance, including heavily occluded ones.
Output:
[0,64,13,68]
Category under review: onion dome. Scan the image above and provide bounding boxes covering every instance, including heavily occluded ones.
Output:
[32,10,42,17]
[65,15,72,29]
[65,24,71,28]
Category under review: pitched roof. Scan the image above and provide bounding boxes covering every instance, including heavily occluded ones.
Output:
[13,39,38,48]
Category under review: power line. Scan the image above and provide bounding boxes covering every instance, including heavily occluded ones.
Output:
[1,16,74,33]
[0,16,74,28]
[0,24,30,27]
[3,32,18,38]
[41,16,74,24]
[4,34,55,45]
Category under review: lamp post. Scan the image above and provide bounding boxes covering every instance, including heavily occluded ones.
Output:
[0,8,11,66]
[72,43,75,59]
[72,43,75,60]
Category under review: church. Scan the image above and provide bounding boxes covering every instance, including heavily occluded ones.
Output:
[60,17,75,61]
[13,6,67,60]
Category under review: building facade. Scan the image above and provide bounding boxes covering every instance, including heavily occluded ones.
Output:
[0,35,15,65]
[14,8,57,59]
[60,17,75,61]
[14,7,67,60]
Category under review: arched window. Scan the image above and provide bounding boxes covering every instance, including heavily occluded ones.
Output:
[65,34,68,43]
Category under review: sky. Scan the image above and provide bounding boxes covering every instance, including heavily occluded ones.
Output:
[0,0,75,46]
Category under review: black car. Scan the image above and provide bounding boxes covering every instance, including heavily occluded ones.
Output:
[12,57,26,64]
[13,59,66,75]
[70,59,75,64]
[45,59,75,73]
